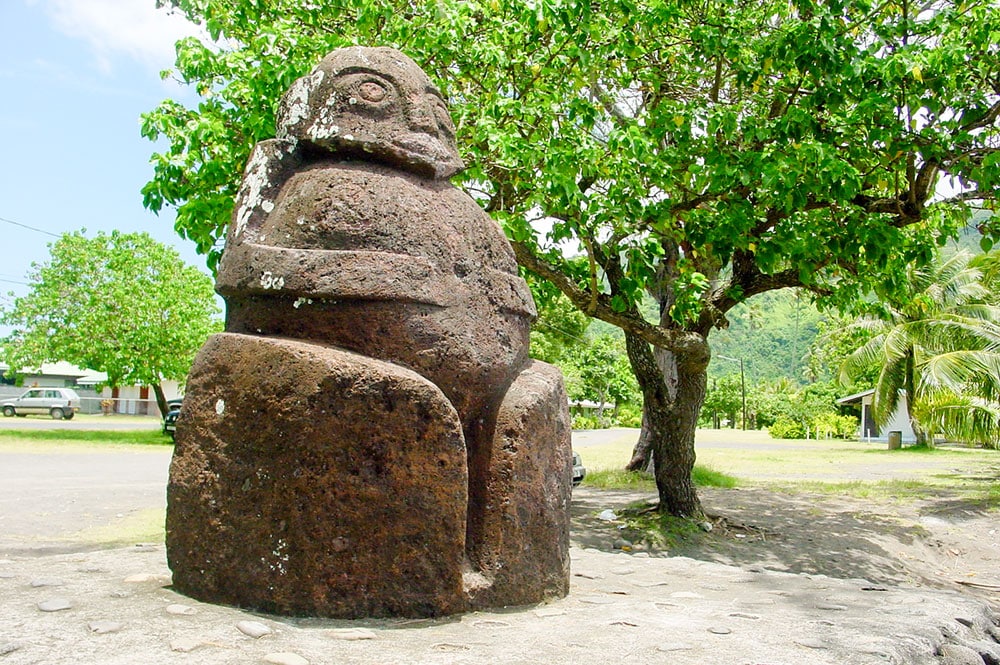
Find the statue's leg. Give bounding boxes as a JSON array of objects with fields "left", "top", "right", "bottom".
[
  {"left": 166, "top": 333, "right": 469, "bottom": 618},
  {"left": 464, "top": 359, "right": 572, "bottom": 609}
]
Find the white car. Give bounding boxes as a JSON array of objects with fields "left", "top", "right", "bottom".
[{"left": 1, "top": 387, "right": 81, "bottom": 420}]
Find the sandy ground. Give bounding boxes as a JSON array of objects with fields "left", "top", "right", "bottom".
[
  {"left": 1, "top": 490, "right": 998, "bottom": 664},
  {"left": 1, "top": 430, "right": 998, "bottom": 664}
]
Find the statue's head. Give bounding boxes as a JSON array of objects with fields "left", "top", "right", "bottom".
[{"left": 276, "top": 46, "right": 464, "bottom": 179}]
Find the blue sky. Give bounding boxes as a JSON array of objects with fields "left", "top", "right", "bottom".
[{"left": 0, "top": 0, "right": 207, "bottom": 309}]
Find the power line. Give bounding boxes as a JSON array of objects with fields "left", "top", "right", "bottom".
[
  {"left": 0, "top": 216, "right": 61, "bottom": 238},
  {"left": 0, "top": 278, "right": 28, "bottom": 286}
]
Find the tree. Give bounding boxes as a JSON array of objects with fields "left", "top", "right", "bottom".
[
  {"left": 145, "top": 0, "right": 1000, "bottom": 517},
  {"left": 563, "top": 334, "right": 639, "bottom": 426},
  {"left": 1, "top": 231, "right": 221, "bottom": 416},
  {"left": 917, "top": 249, "right": 1000, "bottom": 447},
  {"left": 840, "top": 251, "right": 1000, "bottom": 446},
  {"left": 805, "top": 313, "right": 878, "bottom": 386},
  {"left": 527, "top": 280, "right": 592, "bottom": 366},
  {"left": 701, "top": 375, "right": 743, "bottom": 428}
]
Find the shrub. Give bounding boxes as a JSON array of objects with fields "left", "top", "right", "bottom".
[
  {"left": 615, "top": 403, "right": 642, "bottom": 428},
  {"left": 812, "top": 412, "right": 859, "bottom": 439},
  {"left": 768, "top": 415, "right": 805, "bottom": 439},
  {"left": 572, "top": 414, "right": 601, "bottom": 430}
]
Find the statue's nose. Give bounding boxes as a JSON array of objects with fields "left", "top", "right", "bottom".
[{"left": 408, "top": 97, "right": 439, "bottom": 134}]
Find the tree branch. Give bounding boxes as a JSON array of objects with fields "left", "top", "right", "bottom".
[
  {"left": 960, "top": 98, "right": 1000, "bottom": 133},
  {"left": 510, "top": 240, "right": 706, "bottom": 353}
]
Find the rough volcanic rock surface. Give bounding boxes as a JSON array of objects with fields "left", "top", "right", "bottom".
[
  {"left": 167, "top": 46, "right": 572, "bottom": 618},
  {"left": 167, "top": 333, "right": 468, "bottom": 618}
]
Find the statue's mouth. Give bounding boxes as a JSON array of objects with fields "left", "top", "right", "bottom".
[{"left": 390, "top": 135, "right": 465, "bottom": 179}]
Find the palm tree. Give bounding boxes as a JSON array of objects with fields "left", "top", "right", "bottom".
[
  {"left": 840, "top": 251, "right": 1000, "bottom": 447},
  {"left": 916, "top": 250, "right": 1000, "bottom": 448}
]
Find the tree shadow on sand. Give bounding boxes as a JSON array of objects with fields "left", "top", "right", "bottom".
[{"left": 570, "top": 485, "right": 1000, "bottom": 595}]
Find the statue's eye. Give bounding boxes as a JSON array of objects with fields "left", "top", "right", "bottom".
[
  {"left": 359, "top": 81, "right": 388, "bottom": 102},
  {"left": 433, "top": 101, "right": 455, "bottom": 136}
]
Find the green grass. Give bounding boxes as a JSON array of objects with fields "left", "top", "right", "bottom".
[
  {"left": 770, "top": 478, "right": 937, "bottom": 500},
  {"left": 616, "top": 500, "right": 703, "bottom": 550},
  {"left": 769, "top": 476, "right": 1000, "bottom": 507},
  {"left": 692, "top": 465, "right": 739, "bottom": 488},
  {"left": 0, "top": 428, "right": 172, "bottom": 448},
  {"left": 583, "top": 464, "right": 737, "bottom": 490},
  {"left": 574, "top": 428, "right": 999, "bottom": 502}
]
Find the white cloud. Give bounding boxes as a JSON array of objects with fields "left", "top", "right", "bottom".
[{"left": 35, "top": 0, "right": 201, "bottom": 72}]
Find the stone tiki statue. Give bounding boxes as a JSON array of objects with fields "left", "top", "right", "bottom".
[{"left": 166, "top": 47, "right": 573, "bottom": 618}]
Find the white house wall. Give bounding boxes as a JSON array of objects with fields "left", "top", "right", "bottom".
[
  {"left": 98, "top": 381, "right": 183, "bottom": 415},
  {"left": 861, "top": 395, "right": 916, "bottom": 443}
]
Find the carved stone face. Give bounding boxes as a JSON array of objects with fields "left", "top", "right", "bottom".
[{"left": 276, "top": 46, "right": 465, "bottom": 179}]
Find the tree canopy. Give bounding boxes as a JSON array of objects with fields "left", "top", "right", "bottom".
[
  {"left": 1, "top": 231, "right": 221, "bottom": 415},
  {"left": 145, "top": 0, "right": 1000, "bottom": 515}
]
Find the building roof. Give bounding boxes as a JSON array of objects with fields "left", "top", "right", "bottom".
[
  {"left": 1, "top": 360, "right": 107, "bottom": 384},
  {"left": 836, "top": 388, "right": 876, "bottom": 405}
]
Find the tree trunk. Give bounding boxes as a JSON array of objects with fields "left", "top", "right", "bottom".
[
  {"left": 626, "top": 406, "right": 653, "bottom": 471},
  {"left": 623, "top": 331, "right": 709, "bottom": 519},
  {"left": 152, "top": 383, "right": 169, "bottom": 419},
  {"left": 904, "top": 349, "right": 930, "bottom": 447}
]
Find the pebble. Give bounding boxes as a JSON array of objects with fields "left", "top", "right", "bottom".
[
  {"left": 708, "top": 626, "right": 732, "bottom": 635},
  {"left": 578, "top": 595, "right": 616, "bottom": 604},
  {"left": 123, "top": 573, "right": 169, "bottom": 584},
  {"left": 264, "top": 653, "right": 309, "bottom": 665},
  {"left": 795, "top": 638, "right": 828, "bottom": 649},
  {"left": 0, "top": 643, "right": 22, "bottom": 656},
  {"left": 610, "top": 567, "right": 636, "bottom": 576},
  {"left": 37, "top": 598, "right": 72, "bottom": 612},
  {"left": 166, "top": 604, "right": 197, "bottom": 615},
  {"left": 670, "top": 591, "right": 704, "bottom": 599},
  {"left": 938, "top": 643, "right": 987, "bottom": 665},
  {"left": 533, "top": 607, "right": 566, "bottom": 618},
  {"left": 237, "top": 620, "right": 273, "bottom": 638},
  {"left": 88, "top": 620, "right": 124, "bottom": 634},
  {"left": 30, "top": 577, "right": 65, "bottom": 588},
  {"left": 816, "top": 603, "right": 848, "bottom": 611},
  {"left": 657, "top": 642, "right": 694, "bottom": 652},
  {"left": 431, "top": 643, "right": 470, "bottom": 652},
  {"left": 0, "top": 572, "right": 16, "bottom": 579},
  {"left": 728, "top": 613, "right": 760, "bottom": 620},
  {"left": 597, "top": 509, "right": 618, "bottom": 521},
  {"left": 169, "top": 637, "right": 203, "bottom": 653},
  {"left": 325, "top": 628, "right": 376, "bottom": 640},
  {"left": 471, "top": 620, "right": 510, "bottom": 629},
  {"left": 574, "top": 571, "right": 603, "bottom": 579}
]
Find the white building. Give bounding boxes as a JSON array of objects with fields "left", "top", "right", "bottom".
[
  {"left": 1, "top": 361, "right": 181, "bottom": 415},
  {"left": 836, "top": 388, "right": 916, "bottom": 443}
]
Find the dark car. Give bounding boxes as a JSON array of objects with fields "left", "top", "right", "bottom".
[
  {"left": 162, "top": 400, "right": 182, "bottom": 439},
  {"left": 572, "top": 451, "right": 586, "bottom": 487}
]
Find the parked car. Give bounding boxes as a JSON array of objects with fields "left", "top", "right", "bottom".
[
  {"left": 572, "top": 451, "right": 586, "bottom": 487},
  {"left": 162, "top": 401, "right": 182, "bottom": 439},
  {"left": 1, "top": 387, "right": 81, "bottom": 420}
]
